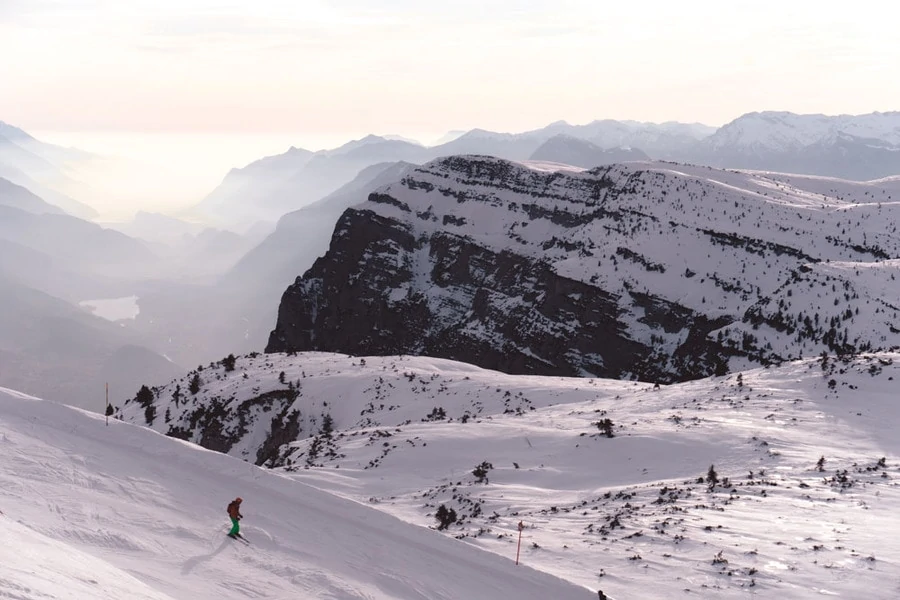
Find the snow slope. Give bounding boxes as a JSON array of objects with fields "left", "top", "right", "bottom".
[
  {"left": 1, "top": 519, "right": 176, "bottom": 600},
  {"left": 122, "top": 352, "right": 900, "bottom": 599},
  {"left": 0, "top": 386, "right": 593, "bottom": 600}
]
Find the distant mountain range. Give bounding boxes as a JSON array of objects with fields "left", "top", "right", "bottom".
[
  {"left": 195, "top": 120, "right": 718, "bottom": 225},
  {"left": 690, "top": 111, "right": 900, "bottom": 179},
  {"left": 0, "top": 121, "right": 97, "bottom": 219},
  {"left": 198, "top": 111, "right": 900, "bottom": 228},
  {"left": 529, "top": 134, "right": 650, "bottom": 167}
]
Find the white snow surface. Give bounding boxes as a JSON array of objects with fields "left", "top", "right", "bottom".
[
  {"left": 122, "top": 352, "right": 900, "bottom": 599},
  {"left": 708, "top": 111, "right": 900, "bottom": 152},
  {"left": 0, "top": 385, "right": 591, "bottom": 600}
]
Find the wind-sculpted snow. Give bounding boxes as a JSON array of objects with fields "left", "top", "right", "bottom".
[
  {"left": 268, "top": 156, "right": 900, "bottom": 382},
  {"left": 120, "top": 351, "right": 900, "bottom": 599},
  {"left": 0, "top": 385, "right": 592, "bottom": 600}
]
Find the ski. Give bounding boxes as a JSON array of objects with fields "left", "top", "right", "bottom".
[{"left": 227, "top": 533, "right": 250, "bottom": 544}]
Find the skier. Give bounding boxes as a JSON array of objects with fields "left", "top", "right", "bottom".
[{"left": 227, "top": 497, "right": 243, "bottom": 538}]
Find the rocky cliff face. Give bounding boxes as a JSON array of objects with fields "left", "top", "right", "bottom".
[{"left": 267, "top": 156, "right": 900, "bottom": 382}]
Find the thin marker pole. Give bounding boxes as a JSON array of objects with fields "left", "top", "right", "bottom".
[{"left": 515, "top": 521, "right": 524, "bottom": 565}]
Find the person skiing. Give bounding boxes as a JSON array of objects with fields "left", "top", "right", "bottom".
[{"left": 227, "top": 497, "right": 243, "bottom": 538}]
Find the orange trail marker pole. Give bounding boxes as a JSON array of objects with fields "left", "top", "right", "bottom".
[{"left": 515, "top": 521, "right": 524, "bottom": 565}]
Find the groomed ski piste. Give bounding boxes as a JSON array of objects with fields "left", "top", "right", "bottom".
[
  {"left": 121, "top": 352, "right": 900, "bottom": 598},
  {"left": 0, "top": 387, "right": 591, "bottom": 599}
]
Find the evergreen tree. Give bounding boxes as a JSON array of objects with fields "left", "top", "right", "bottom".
[
  {"left": 321, "top": 413, "right": 334, "bottom": 437},
  {"left": 435, "top": 504, "right": 457, "bottom": 530},
  {"left": 135, "top": 385, "right": 153, "bottom": 408},
  {"left": 189, "top": 373, "right": 202, "bottom": 395},
  {"left": 707, "top": 464, "right": 719, "bottom": 489},
  {"left": 595, "top": 418, "right": 615, "bottom": 438}
]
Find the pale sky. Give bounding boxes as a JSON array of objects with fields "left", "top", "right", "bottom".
[
  {"left": 2, "top": 0, "right": 899, "bottom": 135},
  {"left": 2, "top": 0, "right": 898, "bottom": 219}
]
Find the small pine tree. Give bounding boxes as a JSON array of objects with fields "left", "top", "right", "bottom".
[
  {"left": 223, "top": 354, "right": 237, "bottom": 372},
  {"left": 435, "top": 504, "right": 458, "bottom": 530},
  {"left": 472, "top": 461, "right": 493, "bottom": 483},
  {"left": 189, "top": 373, "right": 202, "bottom": 395},
  {"left": 707, "top": 464, "right": 719, "bottom": 489},
  {"left": 595, "top": 418, "right": 615, "bottom": 438},
  {"left": 105, "top": 403, "right": 114, "bottom": 417},
  {"left": 172, "top": 384, "right": 182, "bottom": 407},
  {"left": 321, "top": 413, "right": 334, "bottom": 437},
  {"left": 134, "top": 385, "right": 153, "bottom": 409},
  {"left": 816, "top": 456, "right": 826, "bottom": 472},
  {"left": 279, "top": 371, "right": 286, "bottom": 384}
]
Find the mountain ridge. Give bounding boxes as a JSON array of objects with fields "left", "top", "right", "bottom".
[
  {"left": 196, "top": 110, "right": 900, "bottom": 228},
  {"left": 266, "top": 155, "right": 900, "bottom": 382}
]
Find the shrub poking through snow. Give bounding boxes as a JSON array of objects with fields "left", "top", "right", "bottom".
[
  {"left": 435, "top": 504, "right": 457, "bottom": 530},
  {"left": 594, "top": 418, "right": 615, "bottom": 438},
  {"left": 473, "top": 461, "right": 493, "bottom": 483}
]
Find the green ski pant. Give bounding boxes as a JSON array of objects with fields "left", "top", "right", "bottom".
[{"left": 229, "top": 517, "right": 240, "bottom": 536}]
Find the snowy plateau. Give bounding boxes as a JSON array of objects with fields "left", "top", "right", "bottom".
[{"left": 110, "top": 351, "right": 900, "bottom": 599}]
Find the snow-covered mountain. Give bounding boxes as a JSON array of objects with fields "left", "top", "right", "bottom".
[
  {"left": 119, "top": 351, "right": 900, "bottom": 599},
  {"left": 692, "top": 111, "right": 900, "bottom": 180},
  {"left": 267, "top": 156, "right": 900, "bottom": 382},
  {"left": 529, "top": 135, "right": 649, "bottom": 168},
  {"left": 536, "top": 119, "right": 716, "bottom": 158},
  {"left": 706, "top": 111, "right": 900, "bottom": 151},
  {"left": 0, "top": 386, "right": 591, "bottom": 600},
  {"left": 432, "top": 121, "right": 714, "bottom": 162}
]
